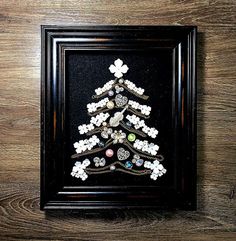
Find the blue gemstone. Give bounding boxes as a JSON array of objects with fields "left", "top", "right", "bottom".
[
  {"left": 125, "top": 161, "right": 133, "bottom": 169},
  {"left": 126, "top": 121, "right": 132, "bottom": 128},
  {"left": 98, "top": 141, "right": 105, "bottom": 147},
  {"left": 136, "top": 159, "right": 144, "bottom": 167}
]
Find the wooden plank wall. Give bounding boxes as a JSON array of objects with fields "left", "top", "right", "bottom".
[{"left": 0, "top": 1, "right": 235, "bottom": 240}]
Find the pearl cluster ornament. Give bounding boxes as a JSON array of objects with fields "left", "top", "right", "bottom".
[
  {"left": 71, "top": 159, "right": 91, "bottom": 181},
  {"left": 131, "top": 154, "right": 144, "bottom": 167},
  {"left": 115, "top": 85, "right": 124, "bottom": 93},
  {"left": 93, "top": 157, "right": 106, "bottom": 167},
  {"left": 124, "top": 79, "right": 145, "bottom": 95},
  {"left": 144, "top": 160, "right": 167, "bottom": 180},
  {"left": 111, "top": 130, "right": 126, "bottom": 144},
  {"left": 133, "top": 139, "right": 159, "bottom": 156},
  {"left": 128, "top": 100, "right": 151, "bottom": 116},
  {"left": 90, "top": 113, "right": 110, "bottom": 127},
  {"left": 74, "top": 135, "right": 100, "bottom": 154},
  {"left": 87, "top": 97, "right": 109, "bottom": 113},
  {"left": 126, "top": 114, "right": 158, "bottom": 138},
  {"left": 78, "top": 123, "right": 94, "bottom": 134},
  {"left": 101, "top": 126, "right": 113, "bottom": 139},
  {"left": 95, "top": 80, "right": 115, "bottom": 96}
]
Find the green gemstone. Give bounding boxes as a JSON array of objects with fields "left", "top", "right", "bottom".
[{"left": 128, "top": 133, "right": 136, "bottom": 142}]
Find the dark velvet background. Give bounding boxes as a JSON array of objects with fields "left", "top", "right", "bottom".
[{"left": 64, "top": 50, "right": 174, "bottom": 187}]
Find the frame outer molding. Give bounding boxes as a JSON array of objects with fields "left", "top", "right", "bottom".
[{"left": 41, "top": 26, "right": 197, "bottom": 210}]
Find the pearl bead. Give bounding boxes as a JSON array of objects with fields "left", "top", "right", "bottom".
[
  {"left": 110, "top": 165, "right": 116, "bottom": 171},
  {"left": 106, "top": 101, "right": 115, "bottom": 109},
  {"left": 128, "top": 133, "right": 136, "bottom": 142},
  {"left": 118, "top": 78, "right": 124, "bottom": 84},
  {"left": 102, "top": 122, "right": 107, "bottom": 126},
  {"left": 131, "top": 159, "right": 136, "bottom": 163},
  {"left": 108, "top": 90, "right": 114, "bottom": 96},
  {"left": 105, "top": 149, "right": 114, "bottom": 157}
]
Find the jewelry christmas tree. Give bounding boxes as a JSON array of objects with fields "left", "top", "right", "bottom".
[{"left": 71, "top": 59, "right": 167, "bottom": 181}]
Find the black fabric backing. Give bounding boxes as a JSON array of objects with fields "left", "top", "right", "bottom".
[{"left": 64, "top": 50, "right": 174, "bottom": 187}]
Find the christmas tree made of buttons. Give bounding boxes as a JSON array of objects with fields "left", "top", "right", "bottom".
[{"left": 71, "top": 59, "right": 166, "bottom": 181}]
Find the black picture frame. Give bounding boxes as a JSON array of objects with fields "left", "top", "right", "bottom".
[{"left": 41, "top": 25, "right": 197, "bottom": 210}]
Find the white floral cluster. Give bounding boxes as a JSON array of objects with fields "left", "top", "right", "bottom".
[
  {"left": 109, "top": 59, "right": 129, "bottom": 78},
  {"left": 78, "top": 123, "right": 94, "bottom": 134},
  {"left": 71, "top": 159, "right": 91, "bottom": 181},
  {"left": 144, "top": 160, "right": 167, "bottom": 180},
  {"left": 128, "top": 100, "right": 151, "bottom": 116},
  {"left": 74, "top": 135, "right": 100, "bottom": 154},
  {"left": 126, "top": 114, "right": 158, "bottom": 138},
  {"left": 133, "top": 139, "right": 159, "bottom": 156},
  {"left": 87, "top": 97, "right": 109, "bottom": 113},
  {"left": 124, "top": 79, "right": 145, "bottom": 95},
  {"left": 90, "top": 113, "right": 110, "bottom": 127},
  {"left": 95, "top": 80, "right": 115, "bottom": 95}
]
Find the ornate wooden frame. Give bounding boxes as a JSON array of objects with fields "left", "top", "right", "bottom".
[{"left": 41, "top": 25, "right": 197, "bottom": 210}]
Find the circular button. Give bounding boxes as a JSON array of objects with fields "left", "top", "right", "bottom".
[
  {"left": 127, "top": 133, "right": 136, "bottom": 142},
  {"left": 106, "top": 101, "right": 115, "bottom": 109},
  {"left": 105, "top": 149, "right": 114, "bottom": 157}
]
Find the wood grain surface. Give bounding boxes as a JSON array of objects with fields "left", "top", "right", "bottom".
[{"left": 0, "top": 0, "right": 235, "bottom": 240}]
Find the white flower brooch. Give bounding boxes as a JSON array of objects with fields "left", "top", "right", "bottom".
[
  {"left": 71, "top": 159, "right": 91, "bottom": 181},
  {"left": 109, "top": 58, "right": 129, "bottom": 78}
]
